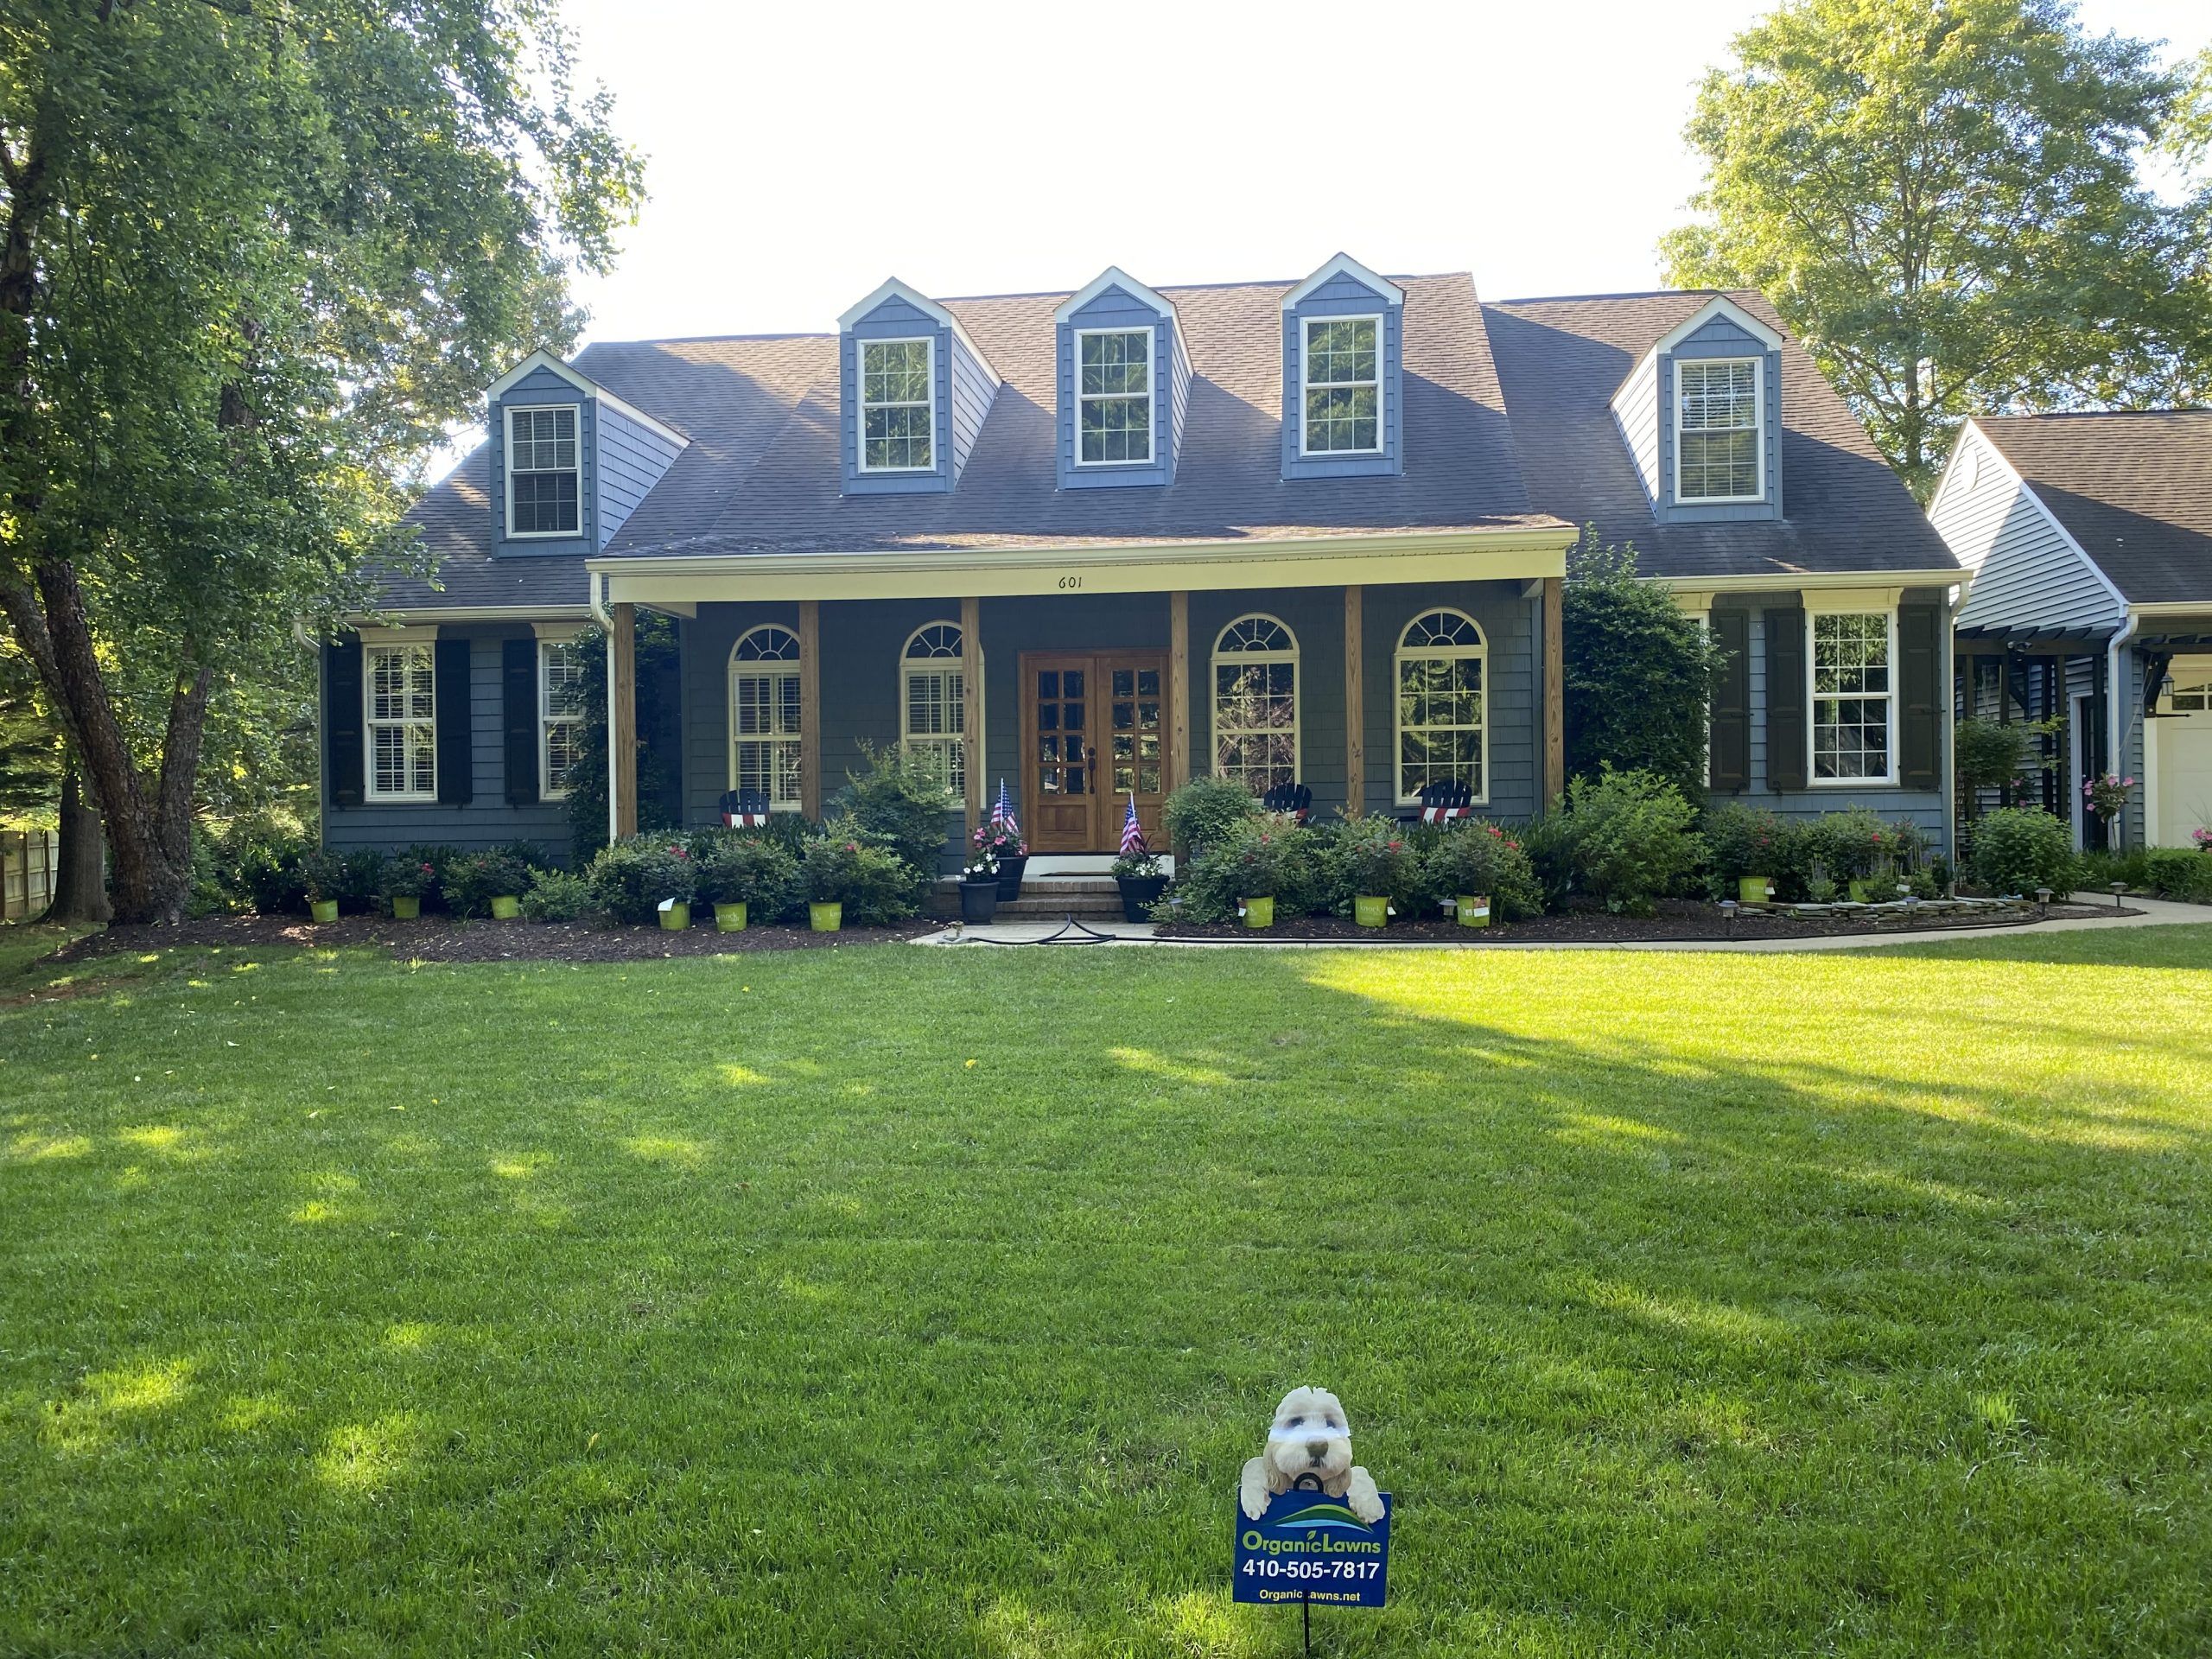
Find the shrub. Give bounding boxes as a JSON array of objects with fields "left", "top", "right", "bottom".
[
  {"left": 1563, "top": 767, "right": 1701, "bottom": 916},
  {"left": 397, "top": 844, "right": 465, "bottom": 912},
  {"left": 2142, "top": 849, "right": 2212, "bottom": 904},
  {"left": 378, "top": 856, "right": 435, "bottom": 910},
  {"left": 299, "top": 849, "right": 344, "bottom": 906},
  {"left": 838, "top": 743, "right": 957, "bottom": 893},
  {"left": 801, "top": 836, "right": 917, "bottom": 925},
  {"left": 2078, "top": 848, "right": 2152, "bottom": 893},
  {"left": 1423, "top": 821, "right": 1544, "bottom": 921},
  {"left": 213, "top": 817, "right": 310, "bottom": 913},
  {"left": 1331, "top": 817, "right": 1420, "bottom": 911},
  {"left": 588, "top": 837, "right": 697, "bottom": 925},
  {"left": 1516, "top": 812, "right": 1579, "bottom": 912},
  {"left": 442, "top": 849, "right": 533, "bottom": 918},
  {"left": 1809, "top": 805, "right": 1887, "bottom": 882},
  {"left": 1701, "top": 803, "right": 1789, "bottom": 885},
  {"left": 1162, "top": 775, "right": 1262, "bottom": 859},
  {"left": 1563, "top": 528, "right": 1727, "bottom": 801},
  {"left": 519, "top": 868, "right": 593, "bottom": 922},
  {"left": 1171, "top": 819, "right": 1320, "bottom": 923},
  {"left": 336, "top": 849, "right": 388, "bottom": 909},
  {"left": 1967, "top": 807, "right": 2075, "bottom": 898},
  {"left": 695, "top": 833, "right": 801, "bottom": 919}
]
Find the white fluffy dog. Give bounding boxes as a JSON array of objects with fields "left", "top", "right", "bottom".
[{"left": 1239, "top": 1385, "right": 1384, "bottom": 1522}]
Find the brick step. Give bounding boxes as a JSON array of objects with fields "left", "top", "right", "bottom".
[{"left": 995, "top": 895, "right": 1128, "bottom": 918}]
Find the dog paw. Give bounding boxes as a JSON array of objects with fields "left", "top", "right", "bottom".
[
  {"left": 1239, "top": 1481, "right": 1268, "bottom": 1520},
  {"left": 1349, "top": 1489, "right": 1384, "bottom": 1523}
]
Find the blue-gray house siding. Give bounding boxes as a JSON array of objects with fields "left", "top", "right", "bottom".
[
  {"left": 1653, "top": 314, "right": 1783, "bottom": 524},
  {"left": 490, "top": 365, "right": 596, "bottom": 557},
  {"left": 1054, "top": 284, "right": 1190, "bottom": 490},
  {"left": 838, "top": 292, "right": 999, "bottom": 495},
  {"left": 595, "top": 402, "right": 683, "bottom": 550},
  {"left": 1281, "top": 270, "right": 1405, "bottom": 480}
]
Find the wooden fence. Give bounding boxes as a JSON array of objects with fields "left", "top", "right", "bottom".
[{"left": 2, "top": 830, "right": 58, "bottom": 921}]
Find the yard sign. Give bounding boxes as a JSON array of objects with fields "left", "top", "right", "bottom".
[{"left": 1233, "top": 1484, "right": 1391, "bottom": 1608}]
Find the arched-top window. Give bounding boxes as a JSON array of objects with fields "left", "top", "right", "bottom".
[
  {"left": 900, "top": 621, "right": 969, "bottom": 792},
  {"left": 1212, "top": 613, "right": 1299, "bottom": 793},
  {"left": 730, "top": 625, "right": 803, "bottom": 807},
  {"left": 1395, "top": 608, "right": 1485, "bottom": 804}
]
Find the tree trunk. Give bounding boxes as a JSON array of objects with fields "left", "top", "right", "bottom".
[{"left": 45, "top": 757, "right": 110, "bottom": 924}]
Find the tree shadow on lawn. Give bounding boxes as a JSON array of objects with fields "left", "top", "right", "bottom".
[{"left": 5, "top": 944, "right": 2210, "bottom": 1656}]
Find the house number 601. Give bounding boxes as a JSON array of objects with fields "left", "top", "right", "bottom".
[{"left": 1058, "top": 575, "right": 1084, "bottom": 590}]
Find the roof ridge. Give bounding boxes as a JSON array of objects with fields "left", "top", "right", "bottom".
[{"left": 1490, "top": 287, "right": 1740, "bottom": 307}]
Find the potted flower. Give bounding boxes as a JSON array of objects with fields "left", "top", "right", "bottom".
[
  {"left": 2083, "top": 773, "right": 2134, "bottom": 835},
  {"left": 301, "top": 849, "right": 342, "bottom": 925},
  {"left": 1423, "top": 821, "right": 1541, "bottom": 929},
  {"left": 378, "top": 856, "right": 433, "bottom": 920},
  {"left": 958, "top": 849, "right": 1001, "bottom": 924},
  {"left": 973, "top": 817, "right": 1027, "bottom": 900},
  {"left": 696, "top": 834, "right": 798, "bottom": 931},
  {"left": 1338, "top": 817, "right": 1414, "bottom": 929},
  {"left": 802, "top": 837, "right": 863, "bottom": 931},
  {"left": 2195, "top": 826, "right": 2212, "bottom": 853},
  {"left": 1112, "top": 848, "right": 1167, "bottom": 923},
  {"left": 653, "top": 842, "right": 696, "bottom": 930},
  {"left": 445, "top": 848, "right": 533, "bottom": 919},
  {"left": 1224, "top": 823, "right": 1295, "bottom": 928}
]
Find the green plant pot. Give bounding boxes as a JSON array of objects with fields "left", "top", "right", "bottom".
[
  {"left": 491, "top": 894, "right": 522, "bottom": 919},
  {"left": 1847, "top": 879, "right": 1875, "bottom": 904},
  {"left": 389, "top": 895, "right": 420, "bottom": 920},
  {"left": 1457, "top": 893, "right": 1491, "bottom": 928},
  {"left": 308, "top": 899, "right": 338, "bottom": 925},
  {"left": 1738, "top": 875, "right": 1775, "bottom": 905},
  {"left": 1354, "top": 894, "right": 1389, "bottom": 928},
  {"left": 810, "top": 901, "right": 842, "bottom": 932},
  {"left": 714, "top": 902, "right": 747, "bottom": 932},
  {"left": 658, "top": 901, "right": 690, "bottom": 931},
  {"left": 1241, "top": 896, "right": 1274, "bottom": 929}
]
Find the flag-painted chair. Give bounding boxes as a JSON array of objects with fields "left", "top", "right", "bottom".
[
  {"left": 1261, "top": 782, "right": 1313, "bottom": 823},
  {"left": 1417, "top": 779, "right": 1473, "bottom": 824},
  {"left": 719, "top": 788, "right": 772, "bottom": 828}
]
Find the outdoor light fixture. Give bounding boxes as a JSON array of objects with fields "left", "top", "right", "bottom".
[
  {"left": 2035, "top": 887, "right": 2052, "bottom": 914},
  {"left": 1720, "top": 899, "right": 1738, "bottom": 931},
  {"left": 2111, "top": 882, "right": 2126, "bottom": 909}
]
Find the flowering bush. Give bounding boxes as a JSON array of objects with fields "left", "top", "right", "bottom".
[
  {"left": 1967, "top": 807, "right": 2075, "bottom": 898},
  {"left": 443, "top": 849, "right": 534, "bottom": 918},
  {"left": 588, "top": 837, "right": 696, "bottom": 925},
  {"left": 1701, "top": 803, "right": 1787, "bottom": 884},
  {"left": 972, "top": 820, "right": 1027, "bottom": 863},
  {"left": 2195, "top": 826, "right": 2212, "bottom": 852},
  {"left": 695, "top": 833, "right": 801, "bottom": 919},
  {"left": 377, "top": 857, "right": 435, "bottom": 903},
  {"left": 801, "top": 837, "right": 918, "bottom": 924},
  {"left": 1332, "top": 817, "right": 1418, "bottom": 904},
  {"left": 2082, "top": 773, "right": 2135, "bottom": 823},
  {"left": 1422, "top": 821, "right": 1543, "bottom": 921},
  {"left": 1168, "top": 819, "right": 1322, "bottom": 922}
]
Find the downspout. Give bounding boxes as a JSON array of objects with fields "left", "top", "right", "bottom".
[
  {"left": 2106, "top": 609, "right": 2138, "bottom": 849},
  {"left": 600, "top": 575, "right": 620, "bottom": 847}
]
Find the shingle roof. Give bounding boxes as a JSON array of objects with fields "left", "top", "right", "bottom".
[
  {"left": 1974, "top": 411, "right": 2212, "bottom": 605},
  {"left": 1484, "top": 290, "right": 1961, "bottom": 582}
]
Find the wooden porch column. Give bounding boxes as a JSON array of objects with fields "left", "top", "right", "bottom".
[
  {"left": 798, "top": 600, "right": 823, "bottom": 819},
  {"left": 1169, "top": 591, "right": 1192, "bottom": 789},
  {"left": 1344, "top": 585, "right": 1364, "bottom": 815},
  {"left": 610, "top": 601, "right": 639, "bottom": 840},
  {"left": 961, "top": 594, "right": 983, "bottom": 835},
  {"left": 1542, "top": 576, "right": 1565, "bottom": 809}
]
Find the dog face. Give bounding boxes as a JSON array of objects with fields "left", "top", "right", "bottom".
[{"left": 1265, "top": 1385, "right": 1353, "bottom": 1484}]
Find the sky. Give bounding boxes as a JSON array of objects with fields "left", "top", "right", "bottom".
[{"left": 551, "top": 0, "right": 2210, "bottom": 350}]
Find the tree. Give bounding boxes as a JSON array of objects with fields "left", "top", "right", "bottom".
[
  {"left": 1662, "top": 0, "right": 2208, "bottom": 498},
  {"left": 0, "top": 0, "right": 643, "bottom": 921},
  {"left": 563, "top": 615, "right": 683, "bottom": 863},
  {"left": 1561, "top": 530, "right": 1727, "bottom": 802}
]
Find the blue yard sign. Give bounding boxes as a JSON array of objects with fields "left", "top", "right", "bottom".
[{"left": 1232, "top": 1486, "right": 1391, "bottom": 1608}]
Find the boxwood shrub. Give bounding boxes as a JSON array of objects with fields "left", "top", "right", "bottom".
[{"left": 1967, "top": 807, "right": 2075, "bottom": 898}]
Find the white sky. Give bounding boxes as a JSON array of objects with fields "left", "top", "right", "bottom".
[{"left": 555, "top": 0, "right": 2209, "bottom": 348}]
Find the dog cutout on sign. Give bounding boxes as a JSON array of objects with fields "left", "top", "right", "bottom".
[{"left": 1234, "top": 1385, "right": 1390, "bottom": 1629}]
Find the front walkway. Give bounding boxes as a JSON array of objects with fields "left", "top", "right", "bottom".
[{"left": 911, "top": 895, "right": 2208, "bottom": 952}]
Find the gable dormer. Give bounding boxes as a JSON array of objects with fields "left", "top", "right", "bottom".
[
  {"left": 838, "top": 278, "right": 1001, "bottom": 495},
  {"left": 1610, "top": 296, "right": 1785, "bottom": 523},
  {"left": 1281, "top": 253, "right": 1404, "bottom": 480},
  {"left": 1052, "top": 267, "right": 1190, "bottom": 490},
  {"left": 488, "top": 350, "right": 687, "bottom": 556}
]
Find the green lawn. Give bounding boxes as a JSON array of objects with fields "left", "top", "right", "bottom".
[{"left": 4, "top": 929, "right": 2209, "bottom": 1656}]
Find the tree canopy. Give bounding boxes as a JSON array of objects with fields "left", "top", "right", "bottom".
[
  {"left": 0, "top": 0, "right": 643, "bottom": 919},
  {"left": 1662, "top": 0, "right": 2211, "bottom": 498}
]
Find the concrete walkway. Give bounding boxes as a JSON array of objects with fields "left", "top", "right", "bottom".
[{"left": 910, "top": 895, "right": 2209, "bottom": 952}]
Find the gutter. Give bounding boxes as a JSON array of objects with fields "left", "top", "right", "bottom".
[{"left": 1643, "top": 569, "right": 1972, "bottom": 597}]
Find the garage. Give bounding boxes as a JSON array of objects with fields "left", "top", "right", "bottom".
[{"left": 2152, "top": 659, "right": 2212, "bottom": 847}]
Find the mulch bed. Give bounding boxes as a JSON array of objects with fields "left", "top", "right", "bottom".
[
  {"left": 41, "top": 912, "right": 942, "bottom": 966},
  {"left": 1154, "top": 897, "right": 2137, "bottom": 944}
]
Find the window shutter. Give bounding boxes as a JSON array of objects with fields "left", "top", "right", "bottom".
[
  {"left": 1708, "top": 605, "right": 1750, "bottom": 792},
  {"left": 503, "top": 638, "right": 539, "bottom": 805},
  {"left": 1764, "top": 601, "right": 1808, "bottom": 791},
  {"left": 1897, "top": 598, "right": 1942, "bottom": 790},
  {"left": 435, "top": 636, "right": 474, "bottom": 805},
  {"left": 327, "top": 637, "right": 365, "bottom": 808}
]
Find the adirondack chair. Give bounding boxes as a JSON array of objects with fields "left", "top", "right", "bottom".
[
  {"left": 1261, "top": 782, "right": 1313, "bottom": 823},
  {"left": 719, "top": 788, "right": 772, "bottom": 828},
  {"left": 1416, "top": 779, "right": 1473, "bottom": 824}
]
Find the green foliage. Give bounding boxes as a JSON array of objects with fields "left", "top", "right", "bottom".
[
  {"left": 837, "top": 743, "right": 956, "bottom": 898},
  {"left": 1421, "top": 821, "right": 1545, "bottom": 921},
  {"left": 442, "top": 849, "right": 533, "bottom": 918},
  {"left": 377, "top": 855, "right": 435, "bottom": 906},
  {"left": 1967, "top": 807, "right": 2077, "bottom": 897},
  {"left": 1562, "top": 768, "right": 1703, "bottom": 916},
  {"left": 518, "top": 868, "right": 593, "bottom": 925},
  {"left": 209, "top": 817, "right": 311, "bottom": 914},
  {"left": 799, "top": 837, "right": 917, "bottom": 925},
  {"left": 693, "top": 834, "right": 802, "bottom": 920},
  {"left": 564, "top": 617, "right": 685, "bottom": 863},
  {"left": 1516, "top": 812, "right": 1580, "bottom": 912},
  {"left": 588, "top": 838, "right": 697, "bottom": 926},
  {"left": 1172, "top": 819, "right": 1323, "bottom": 922},
  {"left": 1331, "top": 817, "right": 1420, "bottom": 908},
  {"left": 1662, "top": 0, "right": 2209, "bottom": 495},
  {"left": 1563, "top": 530, "right": 1726, "bottom": 798},
  {"left": 1808, "top": 806, "right": 1887, "bottom": 881},
  {"left": 2141, "top": 849, "right": 2212, "bottom": 905},
  {"left": 1701, "top": 803, "right": 1789, "bottom": 885},
  {"left": 397, "top": 845, "right": 467, "bottom": 914},
  {"left": 298, "top": 849, "right": 344, "bottom": 906},
  {"left": 1161, "top": 775, "right": 1262, "bottom": 858}
]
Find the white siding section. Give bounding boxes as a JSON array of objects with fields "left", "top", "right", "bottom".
[
  {"left": 1933, "top": 426, "right": 2123, "bottom": 635},
  {"left": 1610, "top": 354, "right": 1660, "bottom": 505}
]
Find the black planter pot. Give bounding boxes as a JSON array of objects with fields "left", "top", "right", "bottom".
[
  {"left": 1117, "top": 874, "right": 1169, "bottom": 923},
  {"left": 959, "top": 878, "right": 1001, "bottom": 924},
  {"left": 994, "top": 855, "right": 1028, "bottom": 900}
]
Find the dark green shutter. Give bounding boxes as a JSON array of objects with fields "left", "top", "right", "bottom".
[
  {"left": 1709, "top": 605, "right": 1750, "bottom": 792},
  {"left": 327, "top": 637, "right": 365, "bottom": 808},
  {"left": 1897, "top": 597, "right": 1942, "bottom": 790},
  {"left": 503, "top": 638, "right": 539, "bottom": 805},
  {"left": 1764, "top": 601, "right": 1808, "bottom": 791},
  {"left": 435, "top": 636, "right": 474, "bottom": 805}
]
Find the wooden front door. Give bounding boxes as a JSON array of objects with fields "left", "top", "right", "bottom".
[{"left": 1020, "top": 652, "right": 1171, "bottom": 852}]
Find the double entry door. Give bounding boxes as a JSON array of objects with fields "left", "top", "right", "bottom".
[{"left": 1019, "top": 652, "right": 1171, "bottom": 853}]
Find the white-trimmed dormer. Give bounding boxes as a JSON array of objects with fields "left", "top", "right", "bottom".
[
  {"left": 1281, "top": 254, "right": 1406, "bottom": 480},
  {"left": 1609, "top": 296, "right": 1785, "bottom": 522},
  {"left": 487, "top": 349, "right": 688, "bottom": 555},
  {"left": 838, "top": 277, "right": 1001, "bottom": 496},
  {"left": 1052, "top": 266, "right": 1192, "bottom": 490}
]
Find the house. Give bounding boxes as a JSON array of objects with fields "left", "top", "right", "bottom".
[
  {"left": 1929, "top": 410, "right": 2212, "bottom": 850},
  {"left": 321, "top": 257, "right": 1964, "bottom": 868}
]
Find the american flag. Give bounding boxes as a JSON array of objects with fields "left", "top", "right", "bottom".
[
  {"left": 992, "top": 778, "right": 1019, "bottom": 833},
  {"left": 1120, "top": 792, "right": 1147, "bottom": 857}
]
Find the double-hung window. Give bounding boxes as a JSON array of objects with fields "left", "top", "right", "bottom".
[
  {"left": 1675, "top": 359, "right": 1762, "bottom": 503},
  {"left": 1811, "top": 611, "right": 1895, "bottom": 782},
  {"left": 1302, "top": 317, "right": 1381, "bottom": 454},
  {"left": 731, "top": 625, "right": 804, "bottom": 808},
  {"left": 1212, "top": 615, "right": 1299, "bottom": 792},
  {"left": 860, "top": 339, "right": 934, "bottom": 472},
  {"left": 900, "top": 622, "right": 968, "bottom": 793},
  {"left": 365, "top": 644, "right": 436, "bottom": 802},
  {"left": 507, "top": 405, "right": 581, "bottom": 536},
  {"left": 1395, "top": 610, "right": 1486, "bottom": 803},
  {"left": 1077, "top": 329, "right": 1152, "bottom": 464},
  {"left": 539, "top": 638, "right": 587, "bottom": 798}
]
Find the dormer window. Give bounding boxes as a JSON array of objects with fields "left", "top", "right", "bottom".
[
  {"left": 1301, "top": 317, "right": 1382, "bottom": 454},
  {"left": 1077, "top": 329, "right": 1153, "bottom": 464},
  {"left": 860, "top": 339, "right": 935, "bottom": 472},
  {"left": 506, "top": 405, "right": 580, "bottom": 536},
  {"left": 1675, "top": 359, "right": 1762, "bottom": 503}
]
